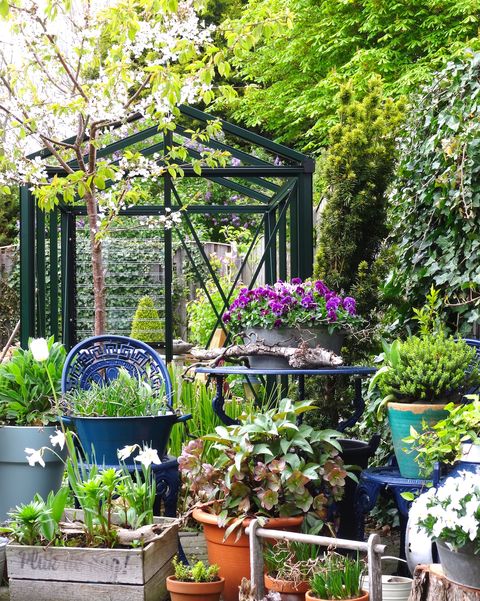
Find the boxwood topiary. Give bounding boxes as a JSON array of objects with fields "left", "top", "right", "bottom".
[{"left": 130, "top": 295, "right": 164, "bottom": 344}]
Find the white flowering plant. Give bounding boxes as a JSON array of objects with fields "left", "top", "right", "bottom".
[
  {"left": 409, "top": 472, "right": 480, "bottom": 553},
  {"left": 0, "top": 337, "right": 66, "bottom": 425},
  {"left": 2, "top": 429, "right": 165, "bottom": 547},
  {"left": 0, "top": 0, "right": 292, "bottom": 335}
]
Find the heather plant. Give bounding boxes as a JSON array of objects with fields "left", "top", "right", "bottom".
[
  {"left": 223, "top": 279, "right": 361, "bottom": 334},
  {"left": 179, "top": 399, "right": 348, "bottom": 537},
  {"left": 370, "top": 334, "right": 480, "bottom": 410}
]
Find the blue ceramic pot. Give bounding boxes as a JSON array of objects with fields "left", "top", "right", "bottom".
[
  {"left": 62, "top": 413, "right": 190, "bottom": 465},
  {"left": 387, "top": 402, "right": 448, "bottom": 478}
]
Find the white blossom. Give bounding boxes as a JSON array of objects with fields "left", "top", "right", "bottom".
[
  {"left": 49, "top": 429, "right": 66, "bottom": 451},
  {"left": 134, "top": 447, "right": 161, "bottom": 467},
  {"left": 117, "top": 444, "right": 139, "bottom": 461},
  {"left": 29, "top": 338, "right": 50, "bottom": 362},
  {"left": 25, "top": 447, "right": 45, "bottom": 468}
]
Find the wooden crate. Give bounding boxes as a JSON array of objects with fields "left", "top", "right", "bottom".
[{"left": 6, "top": 515, "right": 179, "bottom": 601}]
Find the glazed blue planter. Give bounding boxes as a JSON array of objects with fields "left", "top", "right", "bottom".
[
  {"left": 387, "top": 402, "right": 448, "bottom": 478},
  {"left": 62, "top": 413, "right": 190, "bottom": 465}
]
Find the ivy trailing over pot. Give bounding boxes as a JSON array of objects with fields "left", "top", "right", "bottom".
[{"left": 387, "top": 50, "right": 480, "bottom": 333}]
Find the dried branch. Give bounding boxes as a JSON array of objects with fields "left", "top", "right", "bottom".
[{"left": 191, "top": 341, "right": 343, "bottom": 368}]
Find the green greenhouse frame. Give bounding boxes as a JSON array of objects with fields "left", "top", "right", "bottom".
[{"left": 19, "top": 105, "right": 315, "bottom": 360}]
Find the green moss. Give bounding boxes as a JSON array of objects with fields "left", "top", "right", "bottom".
[{"left": 130, "top": 296, "right": 164, "bottom": 343}]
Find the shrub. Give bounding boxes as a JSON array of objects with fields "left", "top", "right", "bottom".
[{"left": 130, "top": 295, "right": 164, "bottom": 343}]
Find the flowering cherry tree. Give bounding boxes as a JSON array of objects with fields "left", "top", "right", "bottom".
[{"left": 0, "top": 0, "right": 287, "bottom": 334}]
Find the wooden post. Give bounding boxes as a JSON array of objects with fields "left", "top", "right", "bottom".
[
  {"left": 249, "top": 519, "right": 264, "bottom": 599},
  {"left": 368, "top": 533, "right": 383, "bottom": 601}
]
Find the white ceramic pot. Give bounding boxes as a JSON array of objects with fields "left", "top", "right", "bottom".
[
  {"left": 405, "top": 517, "right": 434, "bottom": 574},
  {"left": 362, "top": 574, "right": 413, "bottom": 601},
  {"left": 460, "top": 442, "right": 480, "bottom": 463}
]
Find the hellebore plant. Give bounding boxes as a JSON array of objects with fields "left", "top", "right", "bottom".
[
  {"left": 179, "top": 399, "right": 349, "bottom": 537},
  {"left": 223, "top": 278, "right": 361, "bottom": 333},
  {"left": 4, "top": 430, "right": 162, "bottom": 548}
]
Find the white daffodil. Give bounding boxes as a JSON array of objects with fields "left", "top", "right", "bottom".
[
  {"left": 49, "top": 429, "right": 66, "bottom": 450},
  {"left": 118, "top": 444, "right": 139, "bottom": 461},
  {"left": 29, "top": 338, "right": 50, "bottom": 362},
  {"left": 25, "top": 447, "right": 45, "bottom": 468},
  {"left": 134, "top": 447, "right": 161, "bottom": 467}
]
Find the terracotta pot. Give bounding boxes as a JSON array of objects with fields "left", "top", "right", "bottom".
[
  {"left": 192, "top": 508, "right": 303, "bottom": 601},
  {"left": 306, "top": 589, "right": 369, "bottom": 601},
  {"left": 264, "top": 573, "right": 309, "bottom": 601},
  {"left": 166, "top": 575, "right": 225, "bottom": 601}
]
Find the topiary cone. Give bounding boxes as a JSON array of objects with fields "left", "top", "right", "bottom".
[{"left": 130, "top": 295, "right": 164, "bottom": 343}]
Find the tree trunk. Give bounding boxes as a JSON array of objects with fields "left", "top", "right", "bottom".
[
  {"left": 84, "top": 190, "right": 106, "bottom": 335},
  {"left": 410, "top": 565, "right": 480, "bottom": 601}
]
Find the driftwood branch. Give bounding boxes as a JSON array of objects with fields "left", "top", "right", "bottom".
[
  {"left": 191, "top": 341, "right": 343, "bottom": 368},
  {"left": 59, "top": 520, "right": 178, "bottom": 546}
]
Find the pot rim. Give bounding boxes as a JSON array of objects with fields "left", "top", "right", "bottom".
[
  {"left": 264, "top": 573, "right": 309, "bottom": 592},
  {"left": 63, "top": 413, "right": 179, "bottom": 421},
  {"left": 306, "top": 589, "right": 369, "bottom": 601},
  {"left": 0, "top": 423, "right": 61, "bottom": 430},
  {"left": 166, "top": 574, "right": 225, "bottom": 592},
  {"left": 192, "top": 507, "right": 304, "bottom": 528},
  {"left": 387, "top": 401, "right": 450, "bottom": 410}
]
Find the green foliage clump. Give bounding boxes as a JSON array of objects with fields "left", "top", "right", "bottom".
[
  {"left": 309, "top": 553, "right": 364, "bottom": 600},
  {"left": 406, "top": 397, "right": 480, "bottom": 476},
  {"left": 65, "top": 368, "right": 168, "bottom": 417},
  {"left": 314, "top": 77, "right": 404, "bottom": 318},
  {"left": 373, "top": 335, "right": 480, "bottom": 405},
  {"left": 0, "top": 337, "right": 66, "bottom": 425},
  {"left": 0, "top": 189, "right": 17, "bottom": 246},
  {"left": 130, "top": 295, "right": 164, "bottom": 343},
  {"left": 388, "top": 50, "right": 480, "bottom": 332},
  {"left": 225, "top": 0, "right": 480, "bottom": 148},
  {"left": 172, "top": 556, "right": 220, "bottom": 582}
]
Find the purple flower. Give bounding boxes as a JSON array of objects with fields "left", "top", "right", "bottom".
[
  {"left": 315, "top": 280, "right": 330, "bottom": 296},
  {"left": 326, "top": 297, "right": 341, "bottom": 311},
  {"left": 269, "top": 301, "right": 284, "bottom": 315},
  {"left": 205, "top": 190, "right": 212, "bottom": 202},
  {"left": 274, "top": 319, "right": 283, "bottom": 328},
  {"left": 301, "top": 293, "right": 317, "bottom": 309},
  {"left": 231, "top": 157, "right": 241, "bottom": 167},
  {"left": 223, "top": 311, "right": 231, "bottom": 323},
  {"left": 292, "top": 277, "right": 302, "bottom": 285},
  {"left": 327, "top": 309, "right": 338, "bottom": 322},
  {"left": 343, "top": 297, "right": 356, "bottom": 315}
]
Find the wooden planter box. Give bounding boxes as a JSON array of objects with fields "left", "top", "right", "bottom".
[{"left": 6, "top": 513, "right": 179, "bottom": 601}]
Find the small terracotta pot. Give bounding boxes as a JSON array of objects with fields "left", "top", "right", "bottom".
[
  {"left": 166, "top": 575, "right": 225, "bottom": 601},
  {"left": 265, "top": 573, "right": 309, "bottom": 601},
  {"left": 192, "top": 508, "right": 303, "bottom": 601},
  {"left": 306, "top": 589, "right": 369, "bottom": 601}
]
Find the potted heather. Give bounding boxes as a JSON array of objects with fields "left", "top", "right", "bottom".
[
  {"left": 370, "top": 333, "right": 479, "bottom": 478},
  {"left": 179, "top": 398, "right": 349, "bottom": 601},
  {"left": 409, "top": 471, "right": 480, "bottom": 589},
  {"left": 0, "top": 337, "right": 67, "bottom": 521},
  {"left": 1, "top": 433, "right": 179, "bottom": 601},
  {"left": 166, "top": 556, "right": 224, "bottom": 601},
  {"left": 222, "top": 278, "right": 361, "bottom": 368},
  {"left": 306, "top": 553, "right": 367, "bottom": 601}
]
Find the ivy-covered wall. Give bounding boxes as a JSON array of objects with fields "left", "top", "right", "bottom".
[{"left": 387, "top": 50, "right": 480, "bottom": 334}]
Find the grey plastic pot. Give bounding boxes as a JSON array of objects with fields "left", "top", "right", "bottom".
[{"left": 0, "top": 425, "right": 66, "bottom": 522}]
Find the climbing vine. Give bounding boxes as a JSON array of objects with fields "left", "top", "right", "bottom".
[{"left": 387, "top": 50, "right": 480, "bottom": 333}]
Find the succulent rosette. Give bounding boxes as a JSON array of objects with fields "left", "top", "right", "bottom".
[{"left": 223, "top": 278, "right": 361, "bottom": 333}]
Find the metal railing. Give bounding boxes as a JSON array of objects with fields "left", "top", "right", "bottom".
[{"left": 246, "top": 520, "right": 386, "bottom": 601}]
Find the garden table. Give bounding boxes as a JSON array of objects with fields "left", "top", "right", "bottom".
[{"left": 194, "top": 365, "right": 376, "bottom": 429}]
